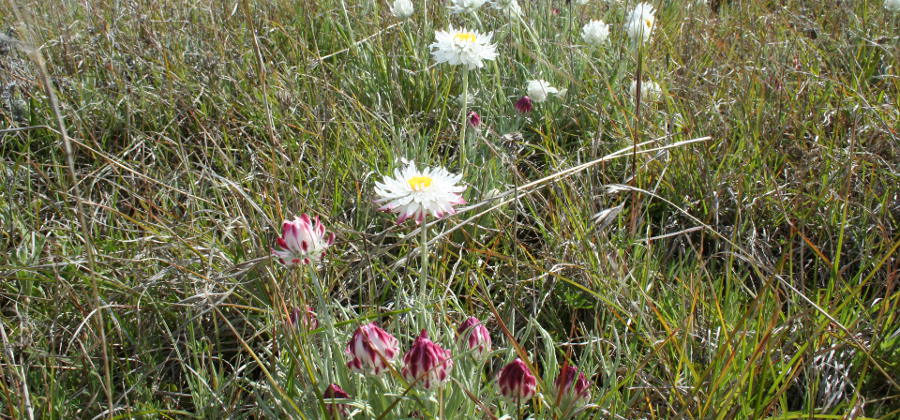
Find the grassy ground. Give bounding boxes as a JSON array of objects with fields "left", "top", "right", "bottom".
[{"left": 1, "top": 0, "right": 897, "bottom": 418}]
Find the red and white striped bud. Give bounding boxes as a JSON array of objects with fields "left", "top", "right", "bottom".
[
  {"left": 497, "top": 358, "right": 536, "bottom": 400},
  {"left": 456, "top": 316, "right": 491, "bottom": 357},
  {"left": 272, "top": 214, "right": 335, "bottom": 266},
  {"left": 288, "top": 306, "right": 319, "bottom": 330},
  {"left": 514, "top": 95, "right": 533, "bottom": 113},
  {"left": 323, "top": 383, "right": 350, "bottom": 418},
  {"left": 401, "top": 330, "right": 453, "bottom": 390},
  {"left": 345, "top": 322, "right": 399, "bottom": 376},
  {"left": 554, "top": 364, "right": 591, "bottom": 407}
]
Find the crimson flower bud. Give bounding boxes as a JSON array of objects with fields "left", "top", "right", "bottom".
[
  {"left": 401, "top": 330, "right": 453, "bottom": 390},
  {"left": 457, "top": 317, "right": 491, "bottom": 357},
  {"left": 345, "top": 322, "right": 399, "bottom": 376},
  {"left": 514, "top": 96, "right": 533, "bottom": 113},
  {"left": 467, "top": 110, "right": 481, "bottom": 128},
  {"left": 323, "top": 383, "right": 350, "bottom": 418},
  {"left": 497, "top": 358, "right": 536, "bottom": 400},
  {"left": 554, "top": 364, "right": 591, "bottom": 407}
]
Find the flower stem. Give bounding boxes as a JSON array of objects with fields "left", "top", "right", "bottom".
[
  {"left": 308, "top": 266, "right": 336, "bottom": 383},
  {"left": 458, "top": 68, "right": 469, "bottom": 173},
  {"left": 418, "top": 223, "right": 429, "bottom": 304}
]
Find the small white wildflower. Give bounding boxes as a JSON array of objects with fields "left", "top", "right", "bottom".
[
  {"left": 629, "top": 79, "right": 661, "bottom": 102},
  {"left": 430, "top": 27, "right": 498, "bottom": 70},
  {"left": 450, "top": 0, "right": 488, "bottom": 14},
  {"left": 581, "top": 20, "right": 610, "bottom": 46},
  {"left": 390, "top": 0, "right": 414, "bottom": 18},
  {"left": 491, "top": 0, "right": 522, "bottom": 16},
  {"left": 526, "top": 79, "right": 558, "bottom": 103},
  {"left": 625, "top": 2, "right": 656, "bottom": 44},
  {"left": 885, "top": 0, "right": 900, "bottom": 12}
]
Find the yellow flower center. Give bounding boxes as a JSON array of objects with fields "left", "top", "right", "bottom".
[
  {"left": 407, "top": 176, "right": 433, "bottom": 191},
  {"left": 644, "top": 18, "right": 653, "bottom": 28},
  {"left": 454, "top": 32, "right": 477, "bottom": 43}
]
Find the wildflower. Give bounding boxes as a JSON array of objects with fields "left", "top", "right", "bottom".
[
  {"left": 449, "top": 0, "right": 488, "bottom": 14},
  {"left": 457, "top": 316, "right": 491, "bottom": 357},
  {"left": 576, "top": 0, "right": 590, "bottom": 5},
  {"left": 288, "top": 306, "right": 319, "bottom": 330},
  {"left": 468, "top": 111, "right": 481, "bottom": 128},
  {"left": 491, "top": 0, "right": 522, "bottom": 16},
  {"left": 497, "top": 358, "right": 536, "bottom": 400},
  {"left": 402, "top": 330, "right": 454, "bottom": 390},
  {"left": 272, "top": 214, "right": 335, "bottom": 266},
  {"left": 374, "top": 161, "right": 466, "bottom": 224},
  {"left": 430, "top": 26, "right": 498, "bottom": 70},
  {"left": 886, "top": 0, "right": 900, "bottom": 11},
  {"left": 629, "top": 79, "right": 661, "bottom": 102},
  {"left": 581, "top": 20, "right": 610, "bottom": 46},
  {"left": 391, "top": 0, "right": 414, "bottom": 18},
  {"left": 526, "top": 79, "right": 558, "bottom": 103},
  {"left": 514, "top": 95, "right": 533, "bottom": 113},
  {"left": 554, "top": 365, "right": 591, "bottom": 407},
  {"left": 323, "top": 384, "right": 351, "bottom": 418},
  {"left": 345, "top": 323, "right": 399, "bottom": 376},
  {"left": 625, "top": 2, "right": 656, "bottom": 44}
]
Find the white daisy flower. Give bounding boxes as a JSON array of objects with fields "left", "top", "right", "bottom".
[
  {"left": 450, "top": 0, "right": 488, "bottom": 14},
  {"left": 581, "top": 20, "right": 610, "bottom": 46},
  {"left": 625, "top": 2, "right": 656, "bottom": 44},
  {"left": 886, "top": 0, "right": 900, "bottom": 12},
  {"left": 491, "top": 0, "right": 522, "bottom": 16},
  {"left": 375, "top": 162, "right": 466, "bottom": 224},
  {"left": 629, "top": 80, "right": 661, "bottom": 102},
  {"left": 391, "top": 0, "right": 414, "bottom": 18},
  {"left": 526, "top": 79, "right": 559, "bottom": 103},
  {"left": 430, "top": 27, "right": 498, "bottom": 70}
]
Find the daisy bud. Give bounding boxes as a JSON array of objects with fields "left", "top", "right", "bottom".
[
  {"left": 272, "top": 214, "right": 335, "bottom": 267},
  {"left": 345, "top": 322, "right": 399, "bottom": 376},
  {"left": 402, "top": 330, "right": 454, "bottom": 390},
  {"left": 467, "top": 111, "right": 481, "bottom": 128},
  {"left": 554, "top": 365, "right": 591, "bottom": 407},
  {"left": 514, "top": 96, "right": 533, "bottom": 113},
  {"left": 497, "top": 358, "right": 536, "bottom": 400},
  {"left": 323, "top": 383, "right": 351, "bottom": 418},
  {"left": 288, "top": 306, "right": 318, "bottom": 330},
  {"left": 456, "top": 317, "right": 491, "bottom": 357}
]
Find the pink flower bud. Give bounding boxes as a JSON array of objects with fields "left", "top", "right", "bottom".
[
  {"left": 554, "top": 364, "right": 591, "bottom": 407},
  {"left": 345, "top": 322, "right": 399, "bottom": 376},
  {"left": 497, "top": 358, "right": 536, "bottom": 400},
  {"left": 514, "top": 96, "right": 533, "bottom": 113},
  {"left": 272, "top": 214, "right": 336, "bottom": 266},
  {"left": 323, "top": 383, "right": 350, "bottom": 417},
  {"left": 456, "top": 317, "right": 491, "bottom": 357},
  {"left": 402, "top": 330, "right": 453, "bottom": 390},
  {"left": 288, "top": 306, "right": 319, "bottom": 330},
  {"left": 467, "top": 110, "right": 481, "bottom": 128}
]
